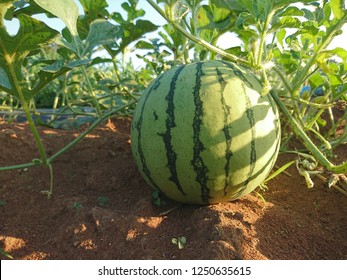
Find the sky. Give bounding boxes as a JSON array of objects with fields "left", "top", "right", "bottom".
[{"left": 3, "top": 0, "right": 347, "bottom": 68}]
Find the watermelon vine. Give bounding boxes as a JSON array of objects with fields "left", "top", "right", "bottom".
[{"left": 146, "top": 0, "right": 347, "bottom": 178}]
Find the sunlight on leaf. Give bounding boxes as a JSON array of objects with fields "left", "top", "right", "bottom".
[
  {"left": 0, "top": 1, "right": 13, "bottom": 25},
  {"left": 0, "top": 66, "right": 11, "bottom": 90},
  {"left": 0, "top": 14, "right": 58, "bottom": 96},
  {"left": 330, "top": 0, "right": 345, "bottom": 20},
  {"left": 34, "top": 0, "right": 79, "bottom": 36},
  {"left": 83, "top": 20, "right": 120, "bottom": 55}
]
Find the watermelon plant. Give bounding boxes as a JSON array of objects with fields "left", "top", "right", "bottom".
[
  {"left": 0, "top": 0, "right": 158, "bottom": 197},
  {"left": 0, "top": 0, "right": 346, "bottom": 201},
  {"left": 172, "top": 236, "right": 187, "bottom": 249},
  {"left": 142, "top": 0, "right": 347, "bottom": 195}
]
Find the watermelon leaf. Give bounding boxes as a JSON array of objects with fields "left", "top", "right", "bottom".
[
  {"left": 34, "top": 0, "right": 79, "bottom": 36},
  {"left": 77, "top": 0, "right": 110, "bottom": 39},
  {"left": 0, "top": 66, "right": 12, "bottom": 90},
  {"left": 330, "top": 0, "right": 345, "bottom": 20},
  {"left": 83, "top": 20, "right": 121, "bottom": 56},
  {"left": 0, "top": 14, "right": 59, "bottom": 97}
]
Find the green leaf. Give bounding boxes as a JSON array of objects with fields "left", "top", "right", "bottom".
[
  {"left": 58, "top": 33, "right": 84, "bottom": 57},
  {"left": 239, "top": 0, "right": 258, "bottom": 17},
  {"left": 0, "top": 14, "right": 58, "bottom": 96},
  {"left": 0, "top": 247, "right": 13, "bottom": 260},
  {"left": 116, "top": 19, "right": 158, "bottom": 55},
  {"left": 79, "top": 0, "right": 109, "bottom": 19},
  {"left": 0, "top": 66, "right": 11, "bottom": 90},
  {"left": 327, "top": 72, "right": 343, "bottom": 86},
  {"left": 276, "top": 28, "right": 286, "bottom": 48},
  {"left": 309, "top": 72, "right": 326, "bottom": 87},
  {"left": 330, "top": 0, "right": 345, "bottom": 20},
  {"left": 329, "top": 47, "right": 347, "bottom": 62},
  {"left": 270, "top": 16, "right": 301, "bottom": 32},
  {"left": 279, "top": 6, "right": 305, "bottom": 17},
  {"left": 34, "top": 0, "right": 79, "bottom": 36},
  {"left": 0, "top": 14, "right": 59, "bottom": 61},
  {"left": 78, "top": 0, "right": 110, "bottom": 39},
  {"left": 83, "top": 19, "right": 120, "bottom": 55},
  {"left": 121, "top": 1, "right": 145, "bottom": 22},
  {"left": 178, "top": 242, "right": 185, "bottom": 249},
  {"left": 31, "top": 59, "right": 92, "bottom": 97},
  {"left": 0, "top": 1, "right": 12, "bottom": 24},
  {"left": 262, "top": 160, "right": 295, "bottom": 184},
  {"left": 197, "top": 4, "right": 234, "bottom": 31},
  {"left": 224, "top": 46, "right": 248, "bottom": 58},
  {"left": 235, "top": 11, "right": 254, "bottom": 29},
  {"left": 302, "top": 8, "right": 315, "bottom": 21},
  {"left": 161, "top": 23, "right": 186, "bottom": 51},
  {"left": 217, "top": 0, "right": 247, "bottom": 11},
  {"left": 135, "top": 40, "right": 155, "bottom": 49},
  {"left": 9, "top": 1, "right": 51, "bottom": 19},
  {"left": 97, "top": 196, "right": 109, "bottom": 207}
]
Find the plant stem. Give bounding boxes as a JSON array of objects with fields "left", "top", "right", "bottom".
[
  {"left": 256, "top": 9, "right": 275, "bottom": 67},
  {"left": 273, "top": 66, "right": 306, "bottom": 127},
  {"left": 270, "top": 91, "right": 347, "bottom": 173},
  {"left": 292, "top": 13, "right": 347, "bottom": 91},
  {"left": 0, "top": 101, "right": 138, "bottom": 172},
  {"left": 6, "top": 62, "right": 48, "bottom": 167},
  {"left": 47, "top": 100, "right": 137, "bottom": 163},
  {"left": 273, "top": 66, "right": 293, "bottom": 94},
  {"left": 146, "top": 0, "right": 250, "bottom": 66},
  {"left": 0, "top": 161, "right": 41, "bottom": 172},
  {"left": 81, "top": 66, "right": 102, "bottom": 118}
]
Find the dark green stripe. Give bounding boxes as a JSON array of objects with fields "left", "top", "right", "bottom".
[
  {"left": 220, "top": 60, "right": 258, "bottom": 196},
  {"left": 191, "top": 62, "right": 211, "bottom": 204},
  {"left": 237, "top": 83, "right": 257, "bottom": 196},
  {"left": 230, "top": 139, "right": 278, "bottom": 192},
  {"left": 159, "top": 65, "right": 186, "bottom": 196},
  {"left": 234, "top": 100, "right": 280, "bottom": 195},
  {"left": 216, "top": 67, "right": 233, "bottom": 196},
  {"left": 268, "top": 91, "right": 281, "bottom": 140},
  {"left": 134, "top": 75, "right": 164, "bottom": 193},
  {"left": 219, "top": 60, "right": 254, "bottom": 89}
]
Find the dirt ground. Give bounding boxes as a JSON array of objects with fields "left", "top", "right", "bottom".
[{"left": 0, "top": 117, "right": 346, "bottom": 260}]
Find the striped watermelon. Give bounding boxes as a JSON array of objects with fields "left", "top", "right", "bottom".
[{"left": 131, "top": 60, "right": 280, "bottom": 205}]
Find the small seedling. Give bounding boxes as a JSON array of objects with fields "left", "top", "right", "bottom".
[
  {"left": 72, "top": 202, "right": 82, "bottom": 209},
  {"left": 0, "top": 200, "right": 6, "bottom": 213},
  {"left": 0, "top": 247, "right": 13, "bottom": 260},
  {"left": 97, "top": 196, "right": 109, "bottom": 207},
  {"left": 151, "top": 191, "right": 167, "bottom": 207},
  {"left": 172, "top": 236, "right": 187, "bottom": 249}
]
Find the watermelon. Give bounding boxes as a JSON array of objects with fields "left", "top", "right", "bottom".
[{"left": 131, "top": 60, "right": 280, "bottom": 205}]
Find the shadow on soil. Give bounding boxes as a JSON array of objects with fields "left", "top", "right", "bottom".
[{"left": 1, "top": 118, "right": 346, "bottom": 260}]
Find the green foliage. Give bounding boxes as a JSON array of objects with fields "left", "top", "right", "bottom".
[
  {"left": 97, "top": 196, "right": 110, "bottom": 207},
  {"left": 171, "top": 236, "right": 187, "bottom": 249},
  {"left": 146, "top": 0, "right": 347, "bottom": 181},
  {"left": 72, "top": 202, "right": 83, "bottom": 209},
  {"left": 0, "top": 0, "right": 157, "bottom": 196},
  {"left": 0, "top": 199, "right": 6, "bottom": 207},
  {"left": 0, "top": 0, "right": 346, "bottom": 197},
  {"left": 151, "top": 190, "right": 168, "bottom": 207},
  {"left": 0, "top": 247, "right": 13, "bottom": 260}
]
